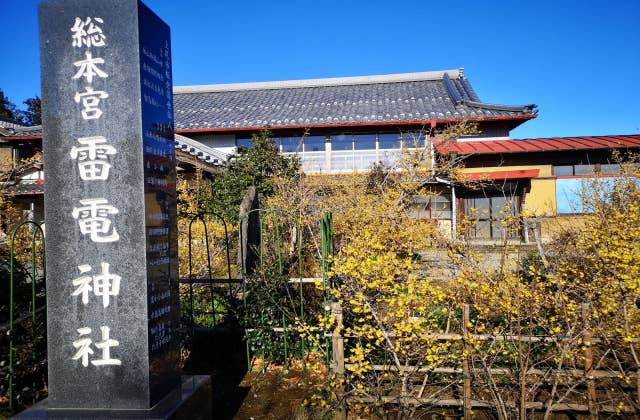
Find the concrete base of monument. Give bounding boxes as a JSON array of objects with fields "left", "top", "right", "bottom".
[{"left": 12, "top": 375, "right": 212, "bottom": 419}]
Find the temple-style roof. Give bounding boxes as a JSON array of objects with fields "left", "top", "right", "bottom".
[
  {"left": 0, "top": 118, "right": 28, "bottom": 130},
  {"left": 437, "top": 134, "right": 640, "bottom": 155},
  {"left": 174, "top": 133, "right": 228, "bottom": 166},
  {"left": 173, "top": 69, "right": 537, "bottom": 132},
  {"left": 0, "top": 123, "right": 42, "bottom": 138}
]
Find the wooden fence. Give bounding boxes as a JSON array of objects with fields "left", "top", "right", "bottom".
[{"left": 329, "top": 302, "right": 640, "bottom": 419}]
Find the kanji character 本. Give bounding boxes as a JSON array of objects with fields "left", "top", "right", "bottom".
[
  {"left": 71, "top": 262, "right": 121, "bottom": 307},
  {"left": 72, "top": 198, "right": 119, "bottom": 243},
  {"left": 72, "top": 327, "right": 94, "bottom": 367},
  {"left": 92, "top": 326, "right": 121, "bottom": 366},
  {"left": 74, "top": 87, "right": 109, "bottom": 120},
  {"left": 72, "top": 51, "right": 108, "bottom": 83},
  {"left": 70, "top": 136, "right": 116, "bottom": 180},
  {"left": 71, "top": 17, "right": 106, "bottom": 48}
]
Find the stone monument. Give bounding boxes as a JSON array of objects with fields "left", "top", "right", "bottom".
[{"left": 15, "top": 0, "right": 210, "bottom": 417}]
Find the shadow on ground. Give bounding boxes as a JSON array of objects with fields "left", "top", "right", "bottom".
[{"left": 182, "top": 322, "right": 249, "bottom": 419}]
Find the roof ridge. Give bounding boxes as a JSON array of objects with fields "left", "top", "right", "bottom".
[{"left": 174, "top": 69, "right": 464, "bottom": 94}]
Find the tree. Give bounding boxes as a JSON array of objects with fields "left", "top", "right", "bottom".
[
  {"left": 0, "top": 90, "right": 41, "bottom": 126},
  {"left": 290, "top": 131, "right": 640, "bottom": 418},
  {"left": 0, "top": 89, "right": 19, "bottom": 122},
  {"left": 17, "top": 96, "right": 42, "bottom": 126},
  {"left": 210, "top": 130, "right": 301, "bottom": 222}
]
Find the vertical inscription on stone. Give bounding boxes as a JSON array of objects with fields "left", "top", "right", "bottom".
[
  {"left": 138, "top": 2, "right": 180, "bottom": 403},
  {"left": 39, "top": 0, "right": 179, "bottom": 410}
]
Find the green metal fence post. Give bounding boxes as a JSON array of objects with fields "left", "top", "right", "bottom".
[{"left": 8, "top": 221, "right": 45, "bottom": 410}]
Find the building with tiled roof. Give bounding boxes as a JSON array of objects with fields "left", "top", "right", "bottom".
[
  {"left": 1, "top": 69, "right": 638, "bottom": 241},
  {"left": 0, "top": 123, "right": 226, "bottom": 226},
  {"left": 435, "top": 133, "right": 640, "bottom": 239},
  {"left": 171, "top": 69, "right": 640, "bottom": 241},
  {"left": 173, "top": 69, "right": 537, "bottom": 173},
  {"left": 174, "top": 69, "right": 536, "bottom": 131}
]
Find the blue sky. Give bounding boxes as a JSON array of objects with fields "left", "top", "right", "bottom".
[{"left": 1, "top": 0, "right": 639, "bottom": 139}]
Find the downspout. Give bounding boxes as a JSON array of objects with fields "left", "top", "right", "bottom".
[
  {"left": 429, "top": 121, "right": 436, "bottom": 177},
  {"left": 451, "top": 184, "right": 457, "bottom": 237},
  {"left": 522, "top": 188, "right": 529, "bottom": 243}
]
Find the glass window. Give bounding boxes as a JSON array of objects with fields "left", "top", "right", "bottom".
[
  {"left": 402, "top": 132, "right": 426, "bottom": 148},
  {"left": 353, "top": 134, "right": 376, "bottom": 150},
  {"left": 331, "top": 134, "right": 353, "bottom": 151},
  {"left": 430, "top": 195, "right": 452, "bottom": 219},
  {"left": 379, "top": 149, "right": 402, "bottom": 166},
  {"left": 281, "top": 137, "right": 302, "bottom": 153},
  {"left": 301, "top": 154, "right": 327, "bottom": 172},
  {"left": 599, "top": 164, "right": 620, "bottom": 174},
  {"left": 236, "top": 136, "right": 253, "bottom": 150},
  {"left": 465, "top": 197, "right": 490, "bottom": 217},
  {"left": 331, "top": 151, "right": 354, "bottom": 171},
  {"left": 552, "top": 165, "right": 573, "bottom": 176},
  {"left": 574, "top": 164, "right": 595, "bottom": 175},
  {"left": 353, "top": 151, "right": 378, "bottom": 170},
  {"left": 491, "top": 196, "right": 507, "bottom": 217},
  {"left": 303, "top": 135, "right": 325, "bottom": 152},
  {"left": 475, "top": 221, "right": 491, "bottom": 239},
  {"left": 379, "top": 133, "right": 401, "bottom": 149},
  {"left": 556, "top": 178, "right": 584, "bottom": 213}
]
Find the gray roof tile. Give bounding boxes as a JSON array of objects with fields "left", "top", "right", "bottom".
[
  {"left": 0, "top": 124, "right": 43, "bottom": 137},
  {"left": 174, "top": 70, "right": 536, "bottom": 131},
  {"left": 174, "top": 133, "right": 228, "bottom": 166}
]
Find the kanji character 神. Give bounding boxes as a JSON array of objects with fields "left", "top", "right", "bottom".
[{"left": 71, "top": 262, "right": 121, "bottom": 308}]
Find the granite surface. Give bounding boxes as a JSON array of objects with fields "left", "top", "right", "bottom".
[{"left": 12, "top": 375, "right": 212, "bottom": 419}]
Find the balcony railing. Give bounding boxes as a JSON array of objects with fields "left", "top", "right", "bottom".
[{"left": 284, "top": 148, "right": 406, "bottom": 173}]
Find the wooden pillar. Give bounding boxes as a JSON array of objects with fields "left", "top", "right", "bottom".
[
  {"left": 331, "top": 301, "right": 346, "bottom": 420},
  {"left": 582, "top": 303, "right": 598, "bottom": 419},
  {"left": 463, "top": 304, "right": 472, "bottom": 418}
]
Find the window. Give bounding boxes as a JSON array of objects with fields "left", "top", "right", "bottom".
[
  {"left": 553, "top": 163, "right": 619, "bottom": 176},
  {"left": 281, "top": 137, "right": 302, "bottom": 153},
  {"left": 464, "top": 196, "right": 518, "bottom": 240},
  {"left": 428, "top": 195, "right": 452, "bottom": 219},
  {"left": 599, "top": 164, "right": 620, "bottom": 174},
  {"left": 236, "top": 136, "right": 253, "bottom": 150},
  {"left": 379, "top": 133, "right": 401, "bottom": 149},
  {"left": 331, "top": 134, "right": 353, "bottom": 151},
  {"left": 574, "top": 164, "right": 595, "bottom": 175},
  {"left": 353, "top": 134, "right": 376, "bottom": 150},
  {"left": 402, "top": 132, "right": 426, "bottom": 148},
  {"left": 303, "top": 136, "right": 325, "bottom": 152},
  {"left": 410, "top": 194, "right": 452, "bottom": 219},
  {"left": 552, "top": 165, "right": 573, "bottom": 176}
]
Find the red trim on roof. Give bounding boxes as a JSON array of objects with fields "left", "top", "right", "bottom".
[
  {"left": 438, "top": 134, "right": 640, "bottom": 154},
  {"left": 175, "top": 115, "right": 535, "bottom": 134},
  {"left": 2, "top": 116, "right": 536, "bottom": 140},
  {"left": 1, "top": 135, "right": 42, "bottom": 141},
  {"left": 461, "top": 169, "right": 540, "bottom": 181}
]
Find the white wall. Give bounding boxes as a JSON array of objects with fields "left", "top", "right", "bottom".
[{"left": 191, "top": 133, "right": 236, "bottom": 155}]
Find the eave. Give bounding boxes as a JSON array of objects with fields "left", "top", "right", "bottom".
[{"left": 176, "top": 115, "right": 536, "bottom": 135}]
